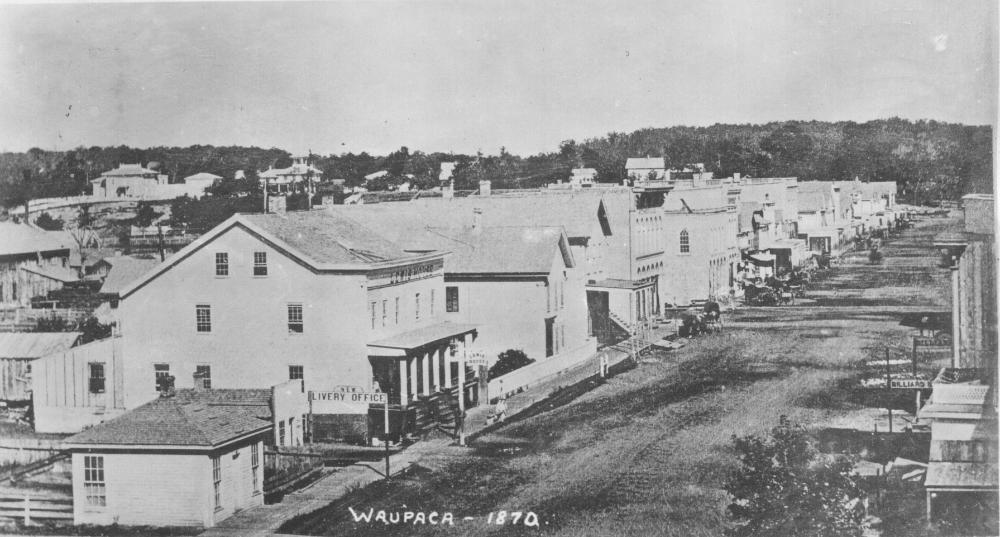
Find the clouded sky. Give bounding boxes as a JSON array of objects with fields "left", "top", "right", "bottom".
[{"left": 0, "top": 0, "right": 995, "bottom": 156}]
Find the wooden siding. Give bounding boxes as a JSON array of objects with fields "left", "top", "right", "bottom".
[
  {"left": 0, "top": 358, "right": 30, "bottom": 401},
  {"left": 32, "top": 338, "right": 125, "bottom": 433},
  {"left": 72, "top": 452, "right": 210, "bottom": 527}
]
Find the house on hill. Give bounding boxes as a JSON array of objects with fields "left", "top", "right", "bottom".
[
  {"left": 64, "top": 389, "right": 273, "bottom": 528},
  {"left": 91, "top": 164, "right": 169, "bottom": 199},
  {"left": 259, "top": 156, "right": 322, "bottom": 196},
  {"left": 625, "top": 157, "right": 666, "bottom": 181}
]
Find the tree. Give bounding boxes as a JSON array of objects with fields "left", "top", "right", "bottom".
[
  {"left": 488, "top": 349, "right": 535, "bottom": 379},
  {"left": 133, "top": 201, "right": 161, "bottom": 228},
  {"left": 726, "top": 416, "right": 864, "bottom": 537},
  {"left": 78, "top": 316, "right": 113, "bottom": 343},
  {"left": 34, "top": 212, "right": 64, "bottom": 231}
]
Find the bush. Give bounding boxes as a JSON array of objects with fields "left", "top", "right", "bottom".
[
  {"left": 34, "top": 212, "right": 64, "bottom": 231},
  {"left": 488, "top": 349, "right": 535, "bottom": 379}
]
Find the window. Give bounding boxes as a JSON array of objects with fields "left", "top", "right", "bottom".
[
  {"left": 215, "top": 252, "right": 229, "bottom": 277},
  {"left": 394, "top": 297, "right": 400, "bottom": 324},
  {"left": 370, "top": 302, "right": 377, "bottom": 329},
  {"left": 11, "top": 282, "right": 16, "bottom": 300},
  {"left": 196, "top": 304, "right": 212, "bottom": 333},
  {"left": 289, "top": 365, "right": 304, "bottom": 380},
  {"left": 212, "top": 456, "right": 222, "bottom": 509},
  {"left": 278, "top": 420, "right": 286, "bottom": 446},
  {"left": 253, "top": 251, "right": 268, "bottom": 276},
  {"left": 381, "top": 300, "right": 387, "bottom": 327},
  {"left": 446, "top": 286, "right": 459, "bottom": 312},
  {"left": 287, "top": 303, "right": 303, "bottom": 333},
  {"left": 83, "top": 455, "right": 106, "bottom": 507},
  {"left": 88, "top": 363, "right": 105, "bottom": 394},
  {"left": 251, "top": 443, "right": 260, "bottom": 494},
  {"left": 430, "top": 290, "right": 435, "bottom": 315},
  {"left": 679, "top": 229, "right": 690, "bottom": 253},
  {"left": 195, "top": 365, "right": 211, "bottom": 389},
  {"left": 154, "top": 363, "right": 170, "bottom": 391},
  {"left": 415, "top": 293, "right": 421, "bottom": 320}
]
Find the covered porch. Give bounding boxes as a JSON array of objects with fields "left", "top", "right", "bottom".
[{"left": 367, "top": 322, "right": 480, "bottom": 410}]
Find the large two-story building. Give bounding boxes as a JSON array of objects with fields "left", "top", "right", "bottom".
[{"left": 32, "top": 211, "right": 478, "bottom": 437}]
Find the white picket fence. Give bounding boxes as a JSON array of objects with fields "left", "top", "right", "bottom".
[{"left": 487, "top": 338, "right": 598, "bottom": 400}]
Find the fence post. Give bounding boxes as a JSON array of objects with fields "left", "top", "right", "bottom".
[{"left": 23, "top": 495, "right": 30, "bottom": 526}]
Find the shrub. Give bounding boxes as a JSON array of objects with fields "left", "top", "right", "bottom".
[{"left": 489, "top": 349, "right": 535, "bottom": 379}]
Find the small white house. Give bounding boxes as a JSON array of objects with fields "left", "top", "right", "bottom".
[{"left": 64, "top": 389, "right": 272, "bottom": 528}]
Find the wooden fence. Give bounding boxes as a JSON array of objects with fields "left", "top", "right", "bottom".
[
  {"left": 0, "top": 491, "right": 73, "bottom": 525},
  {"left": 263, "top": 449, "right": 324, "bottom": 503},
  {"left": 0, "top": 437, "right": 64, "bottom": 467}
]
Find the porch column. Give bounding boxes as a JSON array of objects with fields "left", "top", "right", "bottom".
[
  {"left": 409, "top": 356, "right": 418, "bottom": 400},
  {"left": 457, "top": 343, "right": 467, "bottom": 412},
  {"left": 399, "top": 359, "right": 409, "bottom": 408},
  {"left": 951, "top": 264, "right": 961, "bottom": 368},
  {"left": 431, "top": 349, "right": 441, "bottom": 393},
  {"left": 422, "top": 351, "right": 431, "bottom": 396},
  {"left": 443, "top": 346, "right": 452, "bottom": 388}
]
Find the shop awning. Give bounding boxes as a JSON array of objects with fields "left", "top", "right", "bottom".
[
  {"left": 749, "top": 253, "right": 775, "bottom": 265},
  {"left": 368, "top": 322, "right": 478, "bottom": 356}
]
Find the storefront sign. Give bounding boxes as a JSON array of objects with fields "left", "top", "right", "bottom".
[{"left": 310, "top": 390, "right": 387, "bottom": 414}]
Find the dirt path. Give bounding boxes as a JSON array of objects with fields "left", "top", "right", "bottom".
[{"left": 275, "top": 215, "right": 961, "bottom": 537}]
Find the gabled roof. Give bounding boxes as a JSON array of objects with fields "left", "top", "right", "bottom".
[
  {"left": 239, "top": 212, "right": 415, "bottom": 264},
  {"left": 419, "top": 226, "right": 574, "bottom": 274},
  {"left": 66, "top": 389, "right": 272, "bottom": 448},
  {"left": 625, "top": 157, "right": 665, "bottom": 170},
  {"left": 0, "top": 223, "right": 72, "bottom": 257},
  {"left": 100, "top": 256, "right": 162, "bottom": 295},
  {"left": 118, "top": 212, "right": 441, "bottom": 299},
  {"left": 0, "top": 332, "right": 80, "bottom": 359},
  {"left": 100, "top": 164, "right": 159, "bottom": 177},
  {"left": 330, "top": 190, "right": 629, "bottom": 241},
  {"left": 259, "top": 164, "right": 323, "bottom": 179},
  {"left": 21, "top": 264, "right": 79, "bottom": 283},
  {"left": 183, "top": 172, "right": 222, "bottom": 183}
]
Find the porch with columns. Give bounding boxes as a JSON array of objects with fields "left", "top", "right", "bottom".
[{"left": 367, "top": 323, "right": 480, "bottom": 409}]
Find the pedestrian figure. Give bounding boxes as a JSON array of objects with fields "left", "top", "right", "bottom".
[{"left": 494, "top": 396, "right": 508, "bottom": 423}]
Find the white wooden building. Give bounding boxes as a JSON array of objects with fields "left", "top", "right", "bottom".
[{"left": 64, "top": 389, "right": 271, "bottom": 528}]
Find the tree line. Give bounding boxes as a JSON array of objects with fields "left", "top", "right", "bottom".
[{"left": 0, "top": 118, "right": 991, "bottom": 209}]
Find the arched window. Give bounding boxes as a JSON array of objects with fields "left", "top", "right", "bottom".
[{"left": 679, "top": 229, "right": 690, "bottom": 253}]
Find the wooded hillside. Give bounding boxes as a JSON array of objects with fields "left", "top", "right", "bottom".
[{"left": 0, "top": 118, "right": 990, "bottom": 208}]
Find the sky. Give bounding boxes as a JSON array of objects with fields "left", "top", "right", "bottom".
[{"left": 0, "top": 0, "right": 996, "bottom": 156}]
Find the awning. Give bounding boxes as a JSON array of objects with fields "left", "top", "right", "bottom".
[
  {"left": 749, "top": 253, "right": 775, "bottom": 265},
  {"left": 925, "top": 462, "right": 999, "bottom": 489},
  {"left": 367, "top": 322, "right": 478, "bottom": 356},
  {"left": 586, "top": 278, "right": 655, "bottom": 290}
]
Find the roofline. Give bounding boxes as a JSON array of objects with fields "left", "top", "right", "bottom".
[
  {"left": 120, "top": 214, "right": 447, "bottom": 299},
  {"left": 65, "top": 424, "right": 271, "bottom": 451}
]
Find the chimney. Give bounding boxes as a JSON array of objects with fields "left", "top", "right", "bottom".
[
  {"left": 472, "top": 208, "right": 483, "bottom": 231},
  {"left": 268, "top": 195, "right": 287, "bottom": 215},
  {"left": 734, "top": 172, "right": 741, "bottom": 183},
  {"left": 478, "top": 180, "right": 491, "bottom": 197},
  {"left": 443, "top": 179, "right": 454, "bottom": 199}
]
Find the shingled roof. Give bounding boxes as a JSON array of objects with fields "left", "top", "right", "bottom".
[
  {"left": 65, "top": 389, "right": 272, "bottom": 448},
  {"left": 240, "top": 212, "right": 416, "bottom": 264},
  {"left": 0, "top": 332, "right": 80, "bottom": 359},
  {"left": 0, "top": 223, "right": 72, "bottom": 257},
  {"left": 100, "top": 256, "right": 161, "bottom": 295}
]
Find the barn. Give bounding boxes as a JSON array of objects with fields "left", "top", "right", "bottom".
[{"left": 0, "top": 332, "right": 80, "bottom": 403}]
